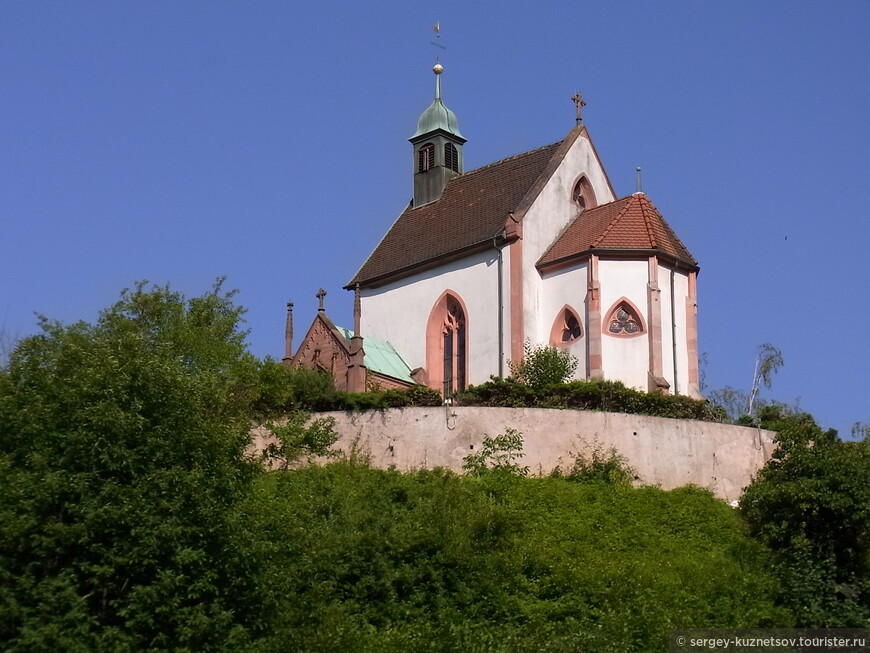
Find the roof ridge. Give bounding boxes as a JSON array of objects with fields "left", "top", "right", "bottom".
[
  {"left": 459, "top": 140, "right": 562, "bottom": 177},
  {"left": 591, "top": 196, "right": 633, "bottom": 248},
  {"left": 637, "top": 194, "right": 697, "bottom": 264},
  {"left": 659, "top": 214, "right": 696, "bottom": 264},
  {"left": 639, "top": 195, "right": 659, "bottom": 249}
]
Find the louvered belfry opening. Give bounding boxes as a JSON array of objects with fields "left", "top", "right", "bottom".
[
  {"left": 444, "top": 143, "right": 458, "bottom": 172},
  {"left": 418, "top": 143, "right": 435, "bottom": 172}
]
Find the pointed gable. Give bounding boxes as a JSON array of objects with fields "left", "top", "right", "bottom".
[
  {"left": 348, "top": 141, "right": 564, "bottom": 288},
  {"left": 537, "top": 193, "right": 697, "bottom": 270}
]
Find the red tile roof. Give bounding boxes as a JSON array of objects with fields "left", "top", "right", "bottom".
[
  {"left": 538, "top": 193, "right": 697, "bottom": 269},
  {"left": 349, "top": 141, "right": 564, "bottom": 287}
]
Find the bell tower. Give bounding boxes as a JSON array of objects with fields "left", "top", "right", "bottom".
[{"left": 409, "top": 63, "right": 466, "bottom": 207}]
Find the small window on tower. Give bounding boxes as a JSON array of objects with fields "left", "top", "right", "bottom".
[
  {"left": 444, "top": 143, "right": 458, "bottom": 172},
  {"left": 418, "top": 143, "right": 435, "bottom": 172}
]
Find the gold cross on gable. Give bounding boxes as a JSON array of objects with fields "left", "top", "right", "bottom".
[{"left": 571, "top": 91, "right": 586, "bottom": 124}]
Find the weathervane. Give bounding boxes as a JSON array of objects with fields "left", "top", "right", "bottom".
[
  {"left": 430, "top": 21, "right": 446, "bottom": 60},
  {"left": 571, "top": 91, "right": 586, "bottom": 125}
]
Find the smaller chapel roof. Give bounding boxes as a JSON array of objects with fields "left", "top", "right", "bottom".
[
  {"left": 537, "top": 193, "right": 697, "bottom": 270},
  {"left": 336, "top": 327, "right": 415, "bottom": 384}
]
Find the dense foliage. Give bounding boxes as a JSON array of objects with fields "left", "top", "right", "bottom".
[
  {"left": 457, "top": 377, "right": 723, "bottom": 421},
  {"left": 3, "top": 281, "right": 868, "bottom": 651},
  {"left": 238, "top": 463, "right": 787, "bottom": 652},
  {"left": 0, "top": 281, "right": 266, "bottom": 651},
  {"left": 254, "top": 360, "right": 442, "bottom": 414},
  {"left": 740, "top": 405, "right": 870, "bottom": 626}
]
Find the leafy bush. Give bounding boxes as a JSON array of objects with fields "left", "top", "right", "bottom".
[
  {"left": 333, "top": 385, "right": 443, "bottom": 411},
  {"left": 260, "top": 412, "right": 341, "bottom": 470},
  {"left": 457, "top": 378, "right": 723, "bottom": 422},
  {"left": 253, "top": 361, "right": 442, "bottom": 415},
  {"left": 552, "top": 444, "right": 636, "bottom": 486},
  {"left": 740, "top": 405, "right": 870, "bottom": 626},
  {"left": 462, "top": 427, "right": 529, "bottom": 477},
  {"left": 253, "top": 360, "right": 341, "bottom": 416},
  {"left": 509, "top": 340, "right": 578, "bottom": 388}
]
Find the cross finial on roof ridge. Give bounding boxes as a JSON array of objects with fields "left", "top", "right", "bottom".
[
  {"left": 316, "top": 288, "right": 327, "bottom": 312},
  {"left": 571, "top": 91, "right": 586, "bottom": 125}
]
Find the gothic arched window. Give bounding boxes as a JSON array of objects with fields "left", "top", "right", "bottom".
[
  {"left": 550, "top": 306, "right": 583, "bottom": 345},
  {"left": 444, "top": 143, "right": 458, "bottom": 172},
  {"left": 605, "top": 300, "right": 644, "bottom": 337},
  {"left": 563, "top": 311, "right": 583, "bottom": 342},
  {"left": 442, "top": 297, "right": 466, "bottom": 395},
  {"left": 426, "top": 292, "right": 469, "bottom": 398},
  {"left": 572, "top": 176, "right": 597, "bottom": 210},
  {"left": 418, "top": 143, "right": 435, "bottom": 172}
]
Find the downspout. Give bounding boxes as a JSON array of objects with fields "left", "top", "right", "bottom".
[
  {"left": 670, "top": 266, "right": 678, "bottom": 394},
  {"left": 493, "top": 229, "right": 506, "bottom": 378}
]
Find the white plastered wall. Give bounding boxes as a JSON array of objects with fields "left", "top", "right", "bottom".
[
  {"left": 658, "top": 265, "right": 691, "bottom": 395},
  {"left": 360, "top": 248, "right": 503, "bottom": 386},
  {"left": 520, "top": 133, "right": 615, "bottom": 354},
  {"left": 538, "top": 264, "right": 588, "bottom": 379},
  {"left": 598, "top": 259, "right": 649, "bottom": 390}
]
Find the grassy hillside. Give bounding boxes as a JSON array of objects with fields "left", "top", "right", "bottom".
[{"left": 238, "top": 462, "right": 787, "bottom": 652}]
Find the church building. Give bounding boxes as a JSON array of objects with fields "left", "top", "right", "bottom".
[{"left": 287, "top": 62, "right": 701, "bottom": 399}]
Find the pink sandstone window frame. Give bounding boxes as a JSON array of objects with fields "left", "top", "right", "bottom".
[
  {"left": 603, "top": 297, "right": 646, "bottom": 339},
  {"left": 425, "top": 290, "right": 469, "bottom": 397},
  {"left": 571, "top": 175, "right": 597, "bottom": 210},
  {"left": 549, "top": 305, "right": 584, "bottom": 346}
]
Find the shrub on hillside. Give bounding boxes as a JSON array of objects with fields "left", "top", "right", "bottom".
[
  {"left": 457, "top": 378, "right": 723, "bottom": 422},
  {"left": 238, "top": 463, "right": 789, "bottom": 652},
  {"left": 462, "top": 427, "right": 529, "bottom": 477},
  {"left": 552, "top": 444, "right": 636, "bottom": 487},
  {"left": 741, "top": 405, "right": 870, "bottom": 626},
  {"left": 253, "top": 361, "right": 442, "bottom": 414},
  {"left": 509, "top": 340, "right": 578, "bottom": 388}
]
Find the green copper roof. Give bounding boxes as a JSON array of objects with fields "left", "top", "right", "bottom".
[
  {"left": 337, "top": 327, "right": 415, "bottom": 384},
  {"left": 410, "top": 66, "right": 464, "bottom": 141}
]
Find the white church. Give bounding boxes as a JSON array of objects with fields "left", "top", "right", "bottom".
[{"left": 287, "top": 62, "right": 701, "bottom": 399}]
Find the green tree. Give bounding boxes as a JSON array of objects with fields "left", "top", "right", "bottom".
[
  {"left": 740, "top": 405, "right": 870, "bottom": 626},
  {"left": 0, "top": 280, "right": 266, "bottom": 651},
  {"left": 462, "top": 427, "right": 529, "bottom": 477},
  {"left": 508, "top": 340, "right": 578, "bottom": 389},
  {"left": 260, "top": 411, "right": 340, "bottom": 470},
  {"left": 747, "top": 343, "right": 784, "bottom": 416}
]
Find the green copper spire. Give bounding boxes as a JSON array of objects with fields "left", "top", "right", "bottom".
[
  {"left": 410, "top": 63, "right": 464, "bottom": 140},
  {"left": 409, "top": 61, "right": 466, "bottom": 207}
]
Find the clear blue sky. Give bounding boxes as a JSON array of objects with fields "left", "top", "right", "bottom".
[{"left": 2, "top": 2, "right": 868, "bottom": 438}]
